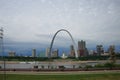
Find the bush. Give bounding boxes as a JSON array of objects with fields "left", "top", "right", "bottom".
[
  {"left": 104, "top": 62, "right": 115, "bottom": 69},
  {"left": 79, "top": 66, "right": 82, "bottom": 68},
  {"left": 94, "top": 63, "right": 120, "bottom": 69},
  {"left": 114, "top": 64, "right": 120, "bottom": 67},
  {"left": 85, "top": 65, "right": 93, "bottom": 68},
  {"left": 94, "top": 64, "right": 104, "bottom": 68},
  {"left": 104, "top": 62, "right": 115, "bottom": 67}
]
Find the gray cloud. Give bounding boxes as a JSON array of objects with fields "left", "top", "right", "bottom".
[{"left": 0, "top": 0, "right": 120, "bottom": 48}]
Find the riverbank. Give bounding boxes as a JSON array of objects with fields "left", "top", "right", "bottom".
[
  {"left": 0, "top": 60, "right": 120, "bottom": 70},
  {"left": 0, "top": 60, "right": 111, "bottom": 64}
]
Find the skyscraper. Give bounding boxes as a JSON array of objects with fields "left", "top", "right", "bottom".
[
  {"left": 109, "top": 45, "right": 116, "bottom": 63},
  {"left": 96, "top": 45, "right": 104, "bottom": 56},
  {"left": 78, "top": 40, "right": 88, "bottom": 57},
  {"left": 109, "top": 45, "right": 115, "bottom": 54},
  {"left": 52, "top": 49, "right": 59, "bottom": 57},
  {"left": 46, "top": 47, "right": 50, "bottom": 57},
  {"left": 70, "top": 45, "right": 75, "bottom": 57},
  {"left": 78, "top": 40, "right": 86, "bottom": 50},
  {"left": 32, "top": 48, "right": 36, "bottom": 57}
]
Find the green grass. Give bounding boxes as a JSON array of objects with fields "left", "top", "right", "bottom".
[{"left": 0, "top": 73, "right": 120, "bottom": 80}]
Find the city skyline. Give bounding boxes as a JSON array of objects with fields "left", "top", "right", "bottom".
[
  {"left": 2, "top": 40, "right": 120, "bottom": 57},
  {"left": 0, "top": 0, "right": 120, "bottom": 52}
]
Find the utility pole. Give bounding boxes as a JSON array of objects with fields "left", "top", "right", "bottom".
[{"left": 0, "top": 27, "right": 6, "bottom": 80}]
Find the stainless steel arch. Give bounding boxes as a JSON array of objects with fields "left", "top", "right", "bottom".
[{"left": 49, "top": 29, "right": 78, "bottom": 58}]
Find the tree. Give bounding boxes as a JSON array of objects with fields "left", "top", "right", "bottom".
[{"left": 104, "top": 62, "right": 115, "bottom": 69}]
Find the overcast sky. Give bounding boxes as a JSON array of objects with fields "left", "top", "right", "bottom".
[{"left": 0, "top": 0, "right": 120, "bottom": 48}]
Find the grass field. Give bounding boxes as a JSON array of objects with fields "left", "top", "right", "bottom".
[{"left": 0, "top": 72, "right": 120, "bottom": 80}]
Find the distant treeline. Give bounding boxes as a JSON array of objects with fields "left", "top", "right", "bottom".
[{"left": 0, "top": 54, "right": 120, "bottom": 61}]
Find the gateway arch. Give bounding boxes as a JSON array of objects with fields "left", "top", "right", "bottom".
[{"left": 49, "top": 29, "right": 78, "bottom": 58}]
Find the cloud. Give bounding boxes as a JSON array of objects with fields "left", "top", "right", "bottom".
[
  {"left": 35, "top": 33, "right": 76, "bottom": 47},
  {"left": 0, "top": 0, "right": 120, "bottom": 49}
]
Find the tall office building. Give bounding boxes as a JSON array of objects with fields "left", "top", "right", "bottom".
[
  {"left": 78, "top": 40, "right": 86, "bottom": 50},
  {"left": 52, "top": 49, "right": 59, "bottom": 57},
  {"left": 96, "top": 45, "right": 104, "bottom": 56},
  {"left": 78, "top": 40, "right": 88, "bottom": 57},
  {"left": 109, "top": 45, "right": 115, "bottom": 54},
  {"left": 32, "top": 48, "right": 36, "bottom": 57},
  {"left": 70, "top": 45, "right": 75, "bottom": 57},
  {"left": 46, "top": 47, "right": 50, "bottom": 57},
  {"left": 108, "top": 45, "right": 116, "bottom": 63}
]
